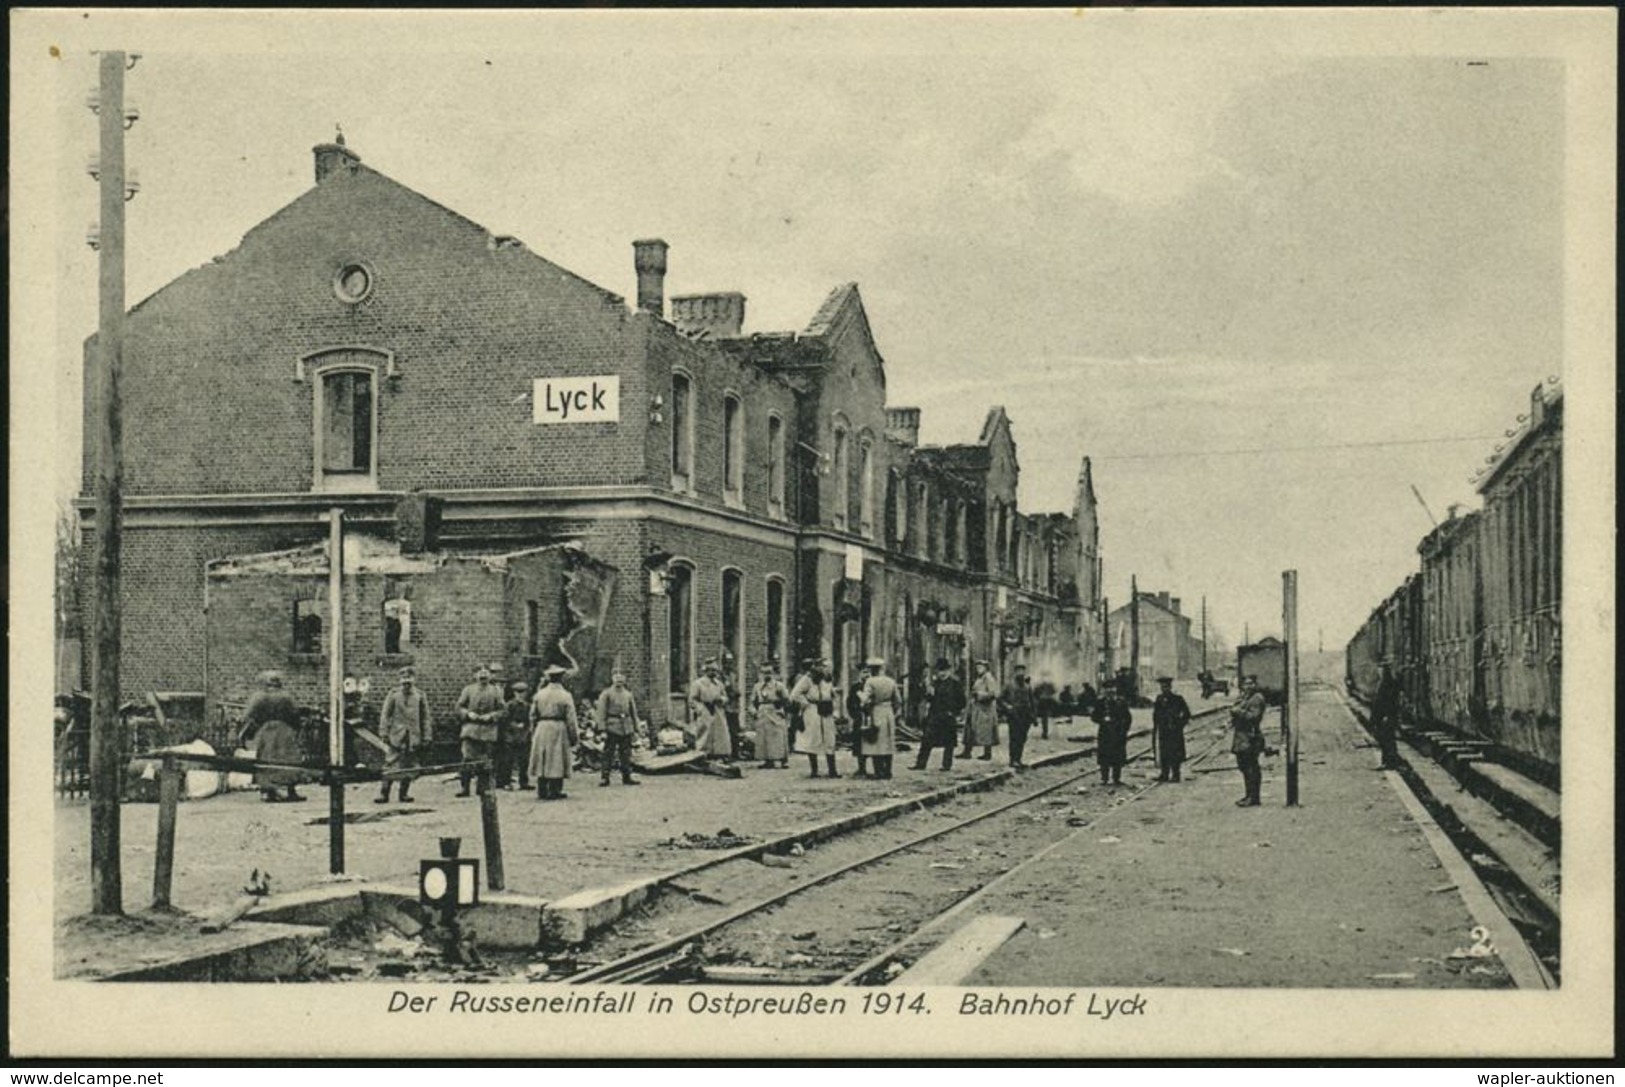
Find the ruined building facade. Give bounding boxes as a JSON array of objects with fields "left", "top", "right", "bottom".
[{"left": 78, "top": 140, "right": 1103, "bottom": 728}]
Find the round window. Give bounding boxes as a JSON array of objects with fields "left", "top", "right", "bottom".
[{"left": 334, "top": 263, "right": 373, "bottom": 304}]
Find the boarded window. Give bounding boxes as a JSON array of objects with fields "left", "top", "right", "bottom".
[
  {"left": 383, "top": 597, "right": 411, "bottom": 654},
  {"left": 766, "top": 577, "right": 785, "bottom": 665},
  {"left": 768, "top": 415, "right": 786, "bottom": 513},
  {"left": 724, "top": 395, "right": 744, "bottom": 499},
  {"left": 668, "top": 564, "right": 693, "bottom": 692},
  {"left": 722, "top": 569, "right": 744, "bottom": 678},
  {"left": 671, "top": 374, "right": 693, "bottom": 487}
]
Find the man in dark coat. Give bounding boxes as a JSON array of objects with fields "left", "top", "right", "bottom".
[
  {"left": 1000, "top": 663, "right": 1038, "bottom": 770},
  {"left": 912, "top": 657, "right": 964, "bottom": 771},
  {"left": 1091, "top": 679, "right": 1132, "bottom": 786},
  {"left": 454, "top": 663, "right": 505, "bottom": 797},
  {"left": 1370, "top": 664, "right": 1403, "bottom": 770},
  {"left": 1152, "top": 676, "right": 1191, "bottom": 782},
  {"left": 1033, "top": 675, "right": 1058, "bottom": 738},
  {"left": 1230, "top": 676, "right": 1268, "bottom": 806}
]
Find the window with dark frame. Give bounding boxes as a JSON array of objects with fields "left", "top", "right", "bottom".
[
  {"left": 320, "top": 370, "right": 373, "bottom": 475},
  {"left": 766, "top": 577, "right": 784, "bottom": 665},
  {"left": 671, "top": 374, "right": 693, "bottom": 489},
  {"left": 668, "top": 564, "right": 694, "bottom": 694},
  {"left": 292, "top": 599, "right": 323, "bottom": 655}
]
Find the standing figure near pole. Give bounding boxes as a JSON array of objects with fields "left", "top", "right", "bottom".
[
  {"left": 1091, "top": 676, "right": 1132, "bottom": 786},
  {"left": 1229, "top": 676, "right": 1267, "bottom": 807},
  {"left": 859, "top": 657, "right": 899, "bottom": 780},
  {"left": 689, "top": 659, "right": 733, "bottom": 762},
  {"left": 790, "top": 658, "right": 840, "bottom": 779},
  {"left": 911, "top": 657, "right": 963, "bottom": 771},
  {"left": 1152, "top": 676, "right": 1191, "bottom": 782},
  {"left": 376, "top": 666, "right": 431, "bottom": 804},
  {"left": 238, "top": 671, "right": 307, "bottom": 803},
  {"left": 529, "top": 665, "right": 580, "bottom": 801},
  {"left": 962, "top": 660, "right": 999, "bottom": 761},
  {"left": 454, "top": 664, "right": 504, "bottom": 797},
  {"left": 497, "top": 679, "right": 532, "bottom": 791}
]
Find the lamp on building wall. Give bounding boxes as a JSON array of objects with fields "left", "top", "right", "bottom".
[
  {"left": 649, "top": 394, "right": 664, "bottom": 426},
  {"left": 643, "top": 547, "right": 676, "bottom": 595}
]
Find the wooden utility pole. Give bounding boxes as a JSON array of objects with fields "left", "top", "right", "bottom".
[
  {"left": 1201, "top": 596, "right": 1208, "bottom": 673},
  {"left": 89, "top": 50, "right": 129, "bottom": 915},
  {"left": 328, "top": 509, "right": 346, "bottom": 874},
  {"left": 1100, "top": 596, "right": 1109, "bottom": 685},
  {"left": 1283, "top": 570, "right": 1300, "bottom": 806},
  {"left": 1129, "top": 575, "right": 1141, "bottom": 702}
]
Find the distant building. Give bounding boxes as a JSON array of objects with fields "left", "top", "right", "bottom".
[
  {"left": 75, "top": 139, "right": 1104, "bottom": 729},
  {"left": 1106, "top": 591, "right": 1202, "bottom": 682}
]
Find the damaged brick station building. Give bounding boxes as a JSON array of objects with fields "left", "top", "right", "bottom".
[{"left": 78, "top": 139, "right": 1103, "bottom": 730}]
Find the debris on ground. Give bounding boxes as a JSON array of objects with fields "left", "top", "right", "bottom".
[
  {"left": 791, "top": 930, "right": 816, "bottom": 941},
  {"left": 669, "top": 882, "right": 728, "bottom": 905},
  {"left": 759, "top": 854, "right": 795, "bottom": 869},
  {"left": 1044, "top": 797, "right": 1071, "bottom": 806},
  {"left": 1066, "top": 817, "right": 1089, "bottom": 827},
  {"left": 1097, "top": 835, "right": 1122, "bottom": 844},
  {"left": 788, "top": 842, "right": 806, "bottom": 857},
  {"left": 1368, "top": 972, "right": 1417, "bottom": 981},
  {"left": 1427, "top": 884, "right": 1458, "bottom": 894},
  {"left": 664, "top": 829, "right": 756, "bottom": 850},
  {"left": 1254, "top": 841, "right": 1272, "bottom": 848},
  {"left": 928, "top": 862, "right": 964, "bottom": 870},
  {"left": 524, "top": 962, "right": 551, "bottom": 981},
  {"left": 1038, "top": 929, "right": 1058, "bottom": 940},
  {"left": 1214, "top": 947, "right": 1248, "bottom": 957},
  {"left": 884, "top": 962, "right": 907, "bottom": 978}
]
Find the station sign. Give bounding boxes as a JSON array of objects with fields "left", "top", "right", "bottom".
[{"left": 534, "top": 375, "right": 619, "bottom": 425}]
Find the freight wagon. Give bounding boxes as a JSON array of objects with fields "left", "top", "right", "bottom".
[
  {"left": 1237, "top": 637, "right": 1287, "bottom": 706},
  {"left": 1346, "top": 380, "right": 1561, "bottom": 783}
]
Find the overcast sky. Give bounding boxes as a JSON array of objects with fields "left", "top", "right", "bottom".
[{"left": 26, "top": 10, "right": 1600, "bottom": 648}]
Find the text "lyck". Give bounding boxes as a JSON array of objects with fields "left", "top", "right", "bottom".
[{"left": 534, "top": 375, "right": 620, "bottom": 425}]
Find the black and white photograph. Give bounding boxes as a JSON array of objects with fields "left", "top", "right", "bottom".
[{"left": 8, "top": 7, "right": 1614, "bottom": 1061}]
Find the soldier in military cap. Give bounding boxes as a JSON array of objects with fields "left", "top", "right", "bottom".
[
  {"left": 859, "top": 657, "right": 900, "bottom": 780},
  {"left": 454, "top": 663, "right": 504, "bottom": 797},
  {"left": 913, "top": 657, "right": 964, "bottom": 771},
  {"left": 790, "top": 657, "right": 840, "bottom": 778},
  {"left": 689, "top": 657, "right": 732, "bottom": 761},
  {"left": 1152, "top": 676, "right": 1191, "bottom": 782}
]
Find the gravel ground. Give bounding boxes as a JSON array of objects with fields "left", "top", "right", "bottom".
[{"left": 958, "top": 686, "right": 1514, "bottom": 989}]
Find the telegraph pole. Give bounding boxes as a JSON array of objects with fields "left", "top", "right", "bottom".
[
  {"left": 89, "top": 50, "right": 131, "bottom": 915},
  {"left": 1201, "top": 596, "right": 1207, "bottom": 673},
  {"left": 1129, "top": 575, "right": 1140, "bottom": 702},
  {"left": 1283, "top": 570, "right": 1301, "bottom": 806},
  {"left": 328, "top": 509, "right": 346, "bottom": 874}
]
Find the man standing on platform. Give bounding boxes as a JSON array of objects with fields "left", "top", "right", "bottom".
[
  {"left": 790, "top": 658, "right": 840, "bottom": 779},
  {"left": 1092, "top": 678, "right": 1132, "bottom": 786},
  {"left": 1370, "top": 663, "right": 1403, "bottom": 770},
  {"left": 1152, "top": 676, "right": 1191, "bottom": 782},
  {"left": 859, "top": 657, "right": 900, "bottom": 780},
  {"left": 454, "top": 663, "right": 504, "bottom": 797},
  {"left": 962, "top": 659, "right": 1000, "bottom": 761},
  {"left": 1230, "top": 675, "right": 1267, "bottom": 806},
  {"left": 689, "top": 658, "right": 733, "bottom": 762},
  {"left": 913, "top": 657, "right": 964, "bottom": 771},
  {"left": 529, "top": 665, "right": 580, "bottom": 800},
  {"left": 497, "top": 678, "right": 531, "bottom": 791},
  {"left": 376, "top": 666, "right": 431, "bottom": 804},
  {"left": 751, "top": 661, "right": 792, "bottom": 769},
  {"left": 595, "top": 669, "right": 641, "bottom": 787},
  {"left": 1000, "top": 662, "right": 1037, "bottom": 770}
]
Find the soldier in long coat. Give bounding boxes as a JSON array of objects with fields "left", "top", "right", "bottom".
[
  {"left": 238, "top": 671, "right": 308, "bottom": 802},
  {"left": 1092, "top": 681, "right": 1132, "bottom": 786},
  {"left": 497, "top": 678, "right": 532, "bottom": 791},
  {"left": 376, "top": 666, "right": 432, "bottom": 804},
  {"left": 529, "top": 665, "right": 580, "bottom": 800},
  {"left": 688, "top": 659, "right": 733, "bottom": 760},
  {"left": 751, "top": 662, "right": 792, "bottom": 769},
  {"left": 912, "top": 657, "right": 964, "bottom": 771},
  {"left": 1152, "top": 676, "right": 1191, "bottom": 782},
  {"left": 790, "top": 658, "right": 841, "bottom": 778},
  {"left": 859, "top": 657, "right": 900, "bottom": 779},
  {"left": 594, "top": 669, "right": 641, "bottom": 787},
  {"left": 961, "top": 660, "right": 999, "bottom": 761},
  {"left": 1230, "top": 676, "right": 1267, "bottom": 806}
]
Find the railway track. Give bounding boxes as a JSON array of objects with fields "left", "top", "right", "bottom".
[{"left": 564, "top": 717, "right": 1230, "bottom": 986}]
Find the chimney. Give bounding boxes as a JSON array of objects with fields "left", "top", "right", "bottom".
[
  {"left": 671, "top": 292, "right": 746, "bottom": 338},
  {"left": 633, "top": 239, "right": 669, "bottom": 317},
  {"left": 1157, "top": 591, "right": 1171, "bottom": 611},
  {"left": 886, "top": 407, "right": 921, "bottom": 447},
  {"left": 1171, "top": 597, "right": 1182, "bottom": 615},
  {"left": 313, "top": 137, "right": 362, "bottom": 184},
  {"left": 396, "top": 493, "right": 443, "bottom": 555}
]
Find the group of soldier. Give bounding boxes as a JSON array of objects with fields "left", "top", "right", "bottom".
[{"left": 238, "top": 655, "right": 1269, "bottom": 806}]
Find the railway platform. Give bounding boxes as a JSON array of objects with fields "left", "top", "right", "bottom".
[{"left": 948, "top": 684, "right": 1547, "bottom": 990}]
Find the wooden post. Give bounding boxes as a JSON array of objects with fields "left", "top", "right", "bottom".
[
  {"left": 1100, "top": 596, "right": 1109, "bottom": 685},
  {"left": 1201, "top": 596, "right": 1208, "bottom": 673},
  {"left": 1283, "top": 570, "right": 1301, "bottom": 806},
  {"left": 89, "top": 50, "right": 129, "bottom": 915},
  {"left": 151, "top": 755, "right": 180, "bottom": 910},
  {"left": 478, "top": 765, "right": 505, "bottom": 891},
  {"left": 1129, "top": 575, "right": 1140, "bottom": 702},
  {"left": 328, "top": 509, "right": 346, "bottom": 874}
]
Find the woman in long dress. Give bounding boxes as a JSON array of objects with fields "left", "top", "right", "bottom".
[
  {"left": 789, "top": 659, "right": 840, "bottom": 778},
  {"left": 751, "top": 662, "right": 792, "bottom": 769},
  {"left": 528, "top": 666, "right": 580, "bottom": 800},
  {"left": 963, "top": 660, "right": 999, "bottom": 761},
  {"left": 238, "top": 671, "right": 309, "bottom": 802}
]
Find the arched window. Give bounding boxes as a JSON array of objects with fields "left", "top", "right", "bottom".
[
  {"left": 671, "top": 372, "right": 694, "bottom": 492},
  {"left": 767, "top": 414, "right": 786, "bottom": 516},
  {"left": 891, "top": 470, "right": 907, "bottom": 548},
  {"left": 723, "top": 393, "right": 744, "bottom": 504},
  {"left": 765, "top": 576, "right": 786, "bottom": 666},
  {"left": 915, "top": 481, "right": 929, "bottom": 558},
  {"left": 308, "top": 349, "right": 385, "bottom": 492},
  {"left": 668, "top": 562, "right": 694, "bottom": 693},
  {"left": 859, "top": 439, "right": 875, "bottom": 538},
  {"left": 832, "top": 425, "right": 850, "bottom": 530},
  {"left": 721, "top": 568, "right": 745, "bottom": 683}
]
